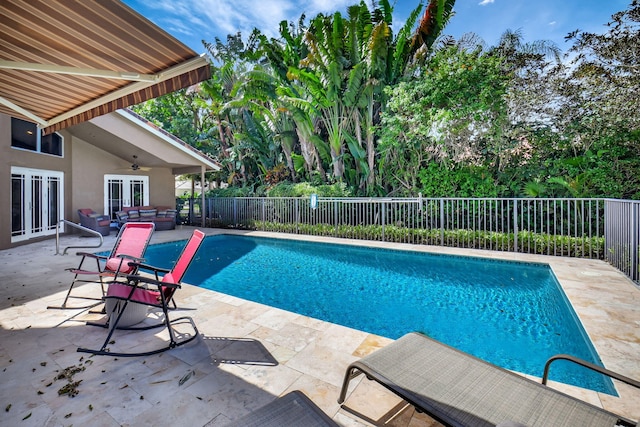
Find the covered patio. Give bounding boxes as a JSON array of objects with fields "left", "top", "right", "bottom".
[
  {"left": 0, "top": 229, "right": 638, "bottom": 426},
  {"left": 0, "top": 0, "right": 215, "bottom": 250}
]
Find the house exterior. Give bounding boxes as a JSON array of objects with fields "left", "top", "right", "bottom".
[
  {"left": 1, "top": 0, "right": 217, "bottom": 250},
  {"left": 1, "top": 109, "right": 219, "bottom": 250}
]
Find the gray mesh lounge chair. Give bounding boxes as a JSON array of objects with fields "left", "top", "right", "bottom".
[
  {"left": 225, "top": 391, "right": 338, "bottom": 427},
  {"left": 338, "top": 332, "right": 639, "bottom": 427}
]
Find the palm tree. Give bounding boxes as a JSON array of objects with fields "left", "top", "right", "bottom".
[{"left": 256, "top": 19, "right": 329, "bottom": 181}]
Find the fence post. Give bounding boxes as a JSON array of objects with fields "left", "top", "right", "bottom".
[
  {"left": 439, "top": 198, "right": 444, "bottom": 246},
  {"left": 513, "top": 198, "right": 518, "bottom": 253},
  {"left": 334, "top": 200, "right": 338, "bottom": 237},
  {"left": 382, "top": 201, "right": 386, "bottom": 241},
  {"left": 295, "top": 198, "right": 300, "bottom": 234},
  {"left": 632, "top": 202, "right": 639, "bottom": 282},
  {"left": 233, "top": 198, "right": 238, "bottom": 226}
]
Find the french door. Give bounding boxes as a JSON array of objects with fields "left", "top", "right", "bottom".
[
  {"left": 104, "top": 175, "right": 149, "bottom": 219},
  {"left": 11, "top": 167, "right": 64, "bottom": 242}
]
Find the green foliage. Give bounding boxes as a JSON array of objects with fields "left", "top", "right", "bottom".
[
  {"left": 417, "top": 164, "right": 501, "bottom": 197},
  {"left": 248, "top": 221, "right": 604, "bottom": 258},
  {"left": 266, "top": 181, "right": 352, "bottom": 197},
  {"left": 132, "top": 1, "right": 640, "bottom": 199},
  {"left": 206, "top": 187, "right": 255, "bottom": 197},
  {"left": 379, "top": 45, "right": 509, "bottom": 194}
]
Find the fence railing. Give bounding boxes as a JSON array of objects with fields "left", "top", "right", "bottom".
[
  {"left": 604, "top": 199, "right": 640, "bottom": 283},
  {"left": 176, "top": 197, "right": 639, "bottom": 284}
]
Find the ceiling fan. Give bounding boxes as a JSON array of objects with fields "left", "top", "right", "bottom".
[{"left": 119, "top": 155, "right": 152, "bottom": 172}]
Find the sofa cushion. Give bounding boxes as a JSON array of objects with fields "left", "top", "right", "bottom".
[
  {"left": 127, "top": 210, "right": 140, "bottom": 219},
  {"left": 156, "top": 210, "right": 168, "bottom": 218},
  {"left": 139, "top": 209, "right": 157, "bottom": 219}
]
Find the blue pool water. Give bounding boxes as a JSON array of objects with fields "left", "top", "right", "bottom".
[{"left": 139, "top": 234, "right": 615, "bottom": 394}]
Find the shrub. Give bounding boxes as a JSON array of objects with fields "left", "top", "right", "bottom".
[{"left": 246, "top": 221, "right": 604, "bottom": 259}]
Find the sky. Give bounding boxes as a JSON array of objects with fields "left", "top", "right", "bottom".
[{"left": 122, "top": 0, "right": 631, "bottom": 54}]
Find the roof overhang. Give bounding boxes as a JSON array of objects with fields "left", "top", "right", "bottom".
[
  {"left": 70, "top": 109, "right": 220, "bottom": 174},
  {"left": 0, "top": 0, "right": 211, "bottom": 134}
]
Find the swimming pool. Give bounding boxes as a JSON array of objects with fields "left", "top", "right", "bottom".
[{"left": 140, "top": 234, "right": 615, "bottom": 394}]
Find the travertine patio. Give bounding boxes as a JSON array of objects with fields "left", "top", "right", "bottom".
[{"left": 1, "top": 227, "right": 638, "bottom": 426}]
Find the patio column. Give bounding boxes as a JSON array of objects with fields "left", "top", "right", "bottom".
[{"left": 201, "top": 165, "right": 206, "bottom": 227}]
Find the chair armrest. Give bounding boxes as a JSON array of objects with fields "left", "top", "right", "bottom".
[
  {"left": 126, "top": 262, "right": 170, "bottom": 274},
  {"left": 125, "top": 274, "right": 180, "bottom": 289},
  {"left": 543, "top": 354, "right": 640, "bottom": 389},
  {"left": 76, "top": 252, "right": 107, "bottom": 260},
  {"left": 116, "top": 254, "right": 145, "bottom": 263},
  {"left": 88, "top": 213, "right": 109, "bottom": 221}
]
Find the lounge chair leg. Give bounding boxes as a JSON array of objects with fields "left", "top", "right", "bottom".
[{"left": 338, "top": 366, "right": 363, "bottom": 404}]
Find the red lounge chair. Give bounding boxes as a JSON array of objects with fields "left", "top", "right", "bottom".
[
  {"left": 49, "top": 222, "right": 155, "bottom": 309},
  {"left": 78, "top": 229, "right": 206, "bottom": 357}
]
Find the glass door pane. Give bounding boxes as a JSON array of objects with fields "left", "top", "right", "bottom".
[
  {"left": 11, "top": 174, "right": 25, "bottom": 237},
  {"left": 130, "top": 179, "right": 145, "bottom": 207},
  {"left": 48, "top": 177, "right": 60, "bottom": 231},
  {"left": 31, "top": 175, "right": 43, "bottom": 233},
  {"left": 107, "top": 179, "right": 124, "bottom": 219}
]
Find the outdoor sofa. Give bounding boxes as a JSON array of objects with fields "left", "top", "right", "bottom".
[{"left": 115, "top": 205, "right": 177, "bottom": 231}]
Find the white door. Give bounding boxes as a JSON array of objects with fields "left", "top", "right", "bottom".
[
  {"left": 11, "top": 167, "right": 64, "bottom": 242},
  {"left": 104, "top": 174, "right": 149, "bottom": 219}
]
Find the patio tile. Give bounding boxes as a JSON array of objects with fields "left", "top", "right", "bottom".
[
  {"left": 234, "top": 362, "right": 303, "bottom": 396},
  {"left": 125, "top": 390, "right": 219, "bottom": 427},
  {"left": 286, "top": 339, "right": 360, "bottom": 388},
  {"left": 196, "top": 312, "right": 261, "bottom": 339},
  {"left": 200, "top": 387, "right": 277, "bottom": 425},
  {"left": 251, "top": 306, "right": 300, "bottom": 330},
  {"left": 250, "top": 322, "right": 323, "bottom": 352},
  {"left": 314, "top": 323, "right": 368, "bottom": 354},
  {"left": 352, "top": 333, "right": 393, "bottom": 357},
  {"left": 1, "top": 403, "right": 56, "bottom": 427},
  {"left": 291, "top": 313, "right": 334, "bottom": 331},
  {"left": 341, "top": 378, "right": 407, "bottom": 424},
  {"left": 282, "top": 373, "right": 343, "bottom": 418},
  {"left": 182, "top": 364, "right": 255, "bottom": 401}
]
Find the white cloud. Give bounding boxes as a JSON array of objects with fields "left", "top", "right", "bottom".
[
  {"left": 138, "top": 0, "right": 356, "bottom": 41},
  {"left": 479, "top": 0, "right": 495, "bottom": 5}
]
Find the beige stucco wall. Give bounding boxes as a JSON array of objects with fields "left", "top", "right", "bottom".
[
  {"left": 1, "top": 113, "right": 179, "bottom": 250},
  {"left": 0, "top": 114, "right": 73, "bottom": 249},
  {"left": 71, "top": 137, "right": 176, "bottom": 220}
]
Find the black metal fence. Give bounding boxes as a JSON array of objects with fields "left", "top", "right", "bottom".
[
  {"left": 176, "top": 197, "right": 638, "bottom": 284},
  {"left": 604, "top": 199, "right": 640, "bottom": 283}
]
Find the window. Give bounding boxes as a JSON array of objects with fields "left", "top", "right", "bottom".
[{"left": 11, "top": 117, "right": 63, "bottom": 156}]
